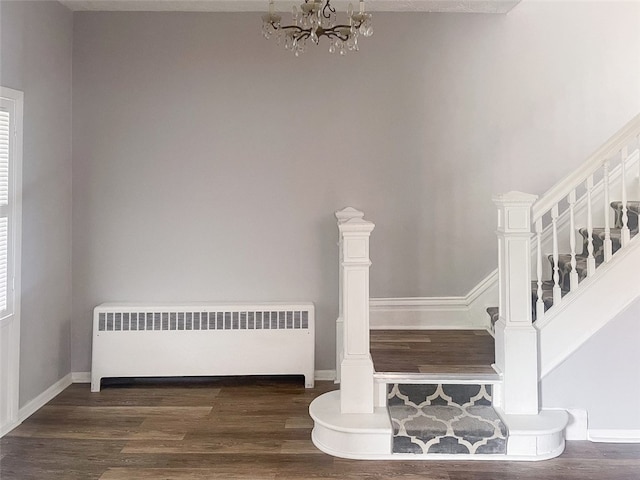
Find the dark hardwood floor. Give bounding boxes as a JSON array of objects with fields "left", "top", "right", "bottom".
[
  {"left": 2, "top": 375, "right": 640, "bottom": 479},
  {"left": 370, "top": 329, "right": 496, "bottom": 374}
]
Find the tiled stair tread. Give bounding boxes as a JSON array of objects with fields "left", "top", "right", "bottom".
[{"left": 389, "top": 384, "right": 507, "bottom": 455}]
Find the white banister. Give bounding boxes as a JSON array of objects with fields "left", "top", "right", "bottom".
[
  {"left": 621, "top": 146, "right": 630, "bottom": 247},
  {"left": 603, "top": 160, "right": 613, "bottom": 262},
  {"left": 334, "top": 207, "right": 365, "bottom": 384},
  {"left": 568, "top": 190, "right": 579, "bottom": 290},
  {"left": 493, "top": 191, "right": 539, "bottom": 415},
  {"left": 551, "top": 204, "right": 561, "bottom": 305},
  {"left": 586, "top": 175, "right": 596, "bottom": 277},
  {"left": 535, "top": 218, "right": 545, "bottom": 321},
  {"left": 336, "top": 207, "right": 375, "bottom": 414},
  {"left": 532, "top": 114, "right": 640, "bottom": 221}
]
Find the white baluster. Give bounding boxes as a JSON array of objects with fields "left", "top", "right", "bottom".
[
  {"left": 586, "top": 175, "right": 596, "bottom": 276},
  {"left": 568, "top": 190, "right": 579, "bottom": 290},
  {"left": 621, "top": 146, "right": 630, "bottom": 247},
  {"left": 603, "top": 160, "right": 612, "bottom": 262},
  {"left": 535, "top": 218, "right": 545, "bottom": 321},
  {"left": 551, "top": 204, "right": 562, "bottom": 305}
]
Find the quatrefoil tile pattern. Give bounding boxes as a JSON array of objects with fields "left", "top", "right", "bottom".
[{"left": 388, "top": 384, "right": 508, "bottom": 455}]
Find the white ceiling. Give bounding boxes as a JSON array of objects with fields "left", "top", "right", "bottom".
[{"left": 58, "top": 0, "right": 521, "bottom": 13}]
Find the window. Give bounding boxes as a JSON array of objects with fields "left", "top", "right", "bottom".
[
  {"left": 0, "top": 86, "right": 22, "bottom": 434},
  {"left": 0, "top": 89, "right": 22, "bottom": 318}
]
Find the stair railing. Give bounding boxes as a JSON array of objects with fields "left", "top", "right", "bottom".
[
  {"left": 531, "top": 114, "right": 640, "bottom": 323},
  {"left": 493, "top": 113, "right": 640, "bottom": 415},
  {"left": 335, "top": 207, "right": 375, "bottom": 413}
]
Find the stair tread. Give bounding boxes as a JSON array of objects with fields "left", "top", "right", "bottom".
[
  {"left": 375, "top": 371, "right": 501, "bottom": 384},
  {"left": 610, "top": 200, "right": 640, "bottom": 212}
]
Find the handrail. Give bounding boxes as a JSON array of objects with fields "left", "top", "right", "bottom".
[{"left": 532, "top": 113, "right": 640, "bottom": 221}]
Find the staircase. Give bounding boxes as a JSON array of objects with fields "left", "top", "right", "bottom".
[
  {"left": 310, "top": 114, "right": 640, "bottom": 461},
  {"left": 487, "top": 201, "right": 640, "bottom": 326}
]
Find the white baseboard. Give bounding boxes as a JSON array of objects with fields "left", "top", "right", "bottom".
[
  {"left": 73, "top": 370, "right": 337, "bottom": 384},
  {"left": 564, "top": 409, "right": 588, "bottom": 440},
  {"left": 370, "top": 271, "right": 498, "bottom": 330},
  {"left": 588, "top": 429, "right": 640, "bottom": 443},
  {"left": 72, "top": 371, "right": 91, "bottom": 383},
  {"left": 1, "top": 373, "right": 73, "bottom": 437},
  {"left": 19, "top": 373, "right": 72, "bottom": 422},
  {"left": 315, "top": 370, "right": 336, "bottom": 381}
]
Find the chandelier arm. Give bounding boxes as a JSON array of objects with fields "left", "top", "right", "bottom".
[
  {"left": 319, "top": 24, "right": 363, "bottom": 41},
  {"left": 322, "top": 0, "right": 337, "bottom": 19},
  {"left": 272, "top": 24, "right": 305, "bottom": 33}
]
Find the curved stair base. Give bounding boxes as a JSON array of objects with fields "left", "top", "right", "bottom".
[
  {"left": 310, "top": 390, "right": 569, "bottom": 461},
  {"left": 310, "top": 390, "right": 393, "bottom": 459}
]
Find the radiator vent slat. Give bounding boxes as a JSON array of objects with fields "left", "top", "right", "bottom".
[{"left": 97, "top": 308, "right": 312, "bottom": 332}]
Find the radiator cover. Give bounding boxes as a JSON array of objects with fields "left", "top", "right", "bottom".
[{"left": 91, "top": 302, "right": 315, "bottom": 392}]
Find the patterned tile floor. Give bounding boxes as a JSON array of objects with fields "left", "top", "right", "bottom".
[{"left": 388, "top": 384, "right": 507, "bottom": 455}]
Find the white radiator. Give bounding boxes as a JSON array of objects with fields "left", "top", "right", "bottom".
[{"left": 91, "top": 302, "right": 315, "bottom": 392}]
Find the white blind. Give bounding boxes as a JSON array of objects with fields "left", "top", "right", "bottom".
[
  {"left": 0, "top": 110, "right": 8, "bottom": 206},
  {"left": 0, "top": 105, "right": 11, "bottom": 313}
]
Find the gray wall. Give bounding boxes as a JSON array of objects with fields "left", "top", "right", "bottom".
[
  {"left": 542, "top": 297, "right": 640, "bottom": 431},
  {"left": 72, "top": 1, "right": 640, "bottom": 372},
  {"left": 0, "top": 0, "right": 73, "bottom": 407}
]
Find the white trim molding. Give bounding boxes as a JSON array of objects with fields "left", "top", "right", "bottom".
[
  {"left": 314, "top": 370, "right": 337, "bottom": 381},
  {"left": 72, "top": 370, "right": 335, "bottom": 383},
  {"left": 0, "top": 374, "right": 72, "bottom": 437},
  {"left": 0, "top": 86, "right": 24, "bottom": 438},
  {"left": 588, "top": 430, "right": 640, "bottom": 443},
  {"left": 370, "top": 270, "right": 497, "bottom": 330},
  {"left": 72, "top": 371, "right": 91, "bottom": 383}
]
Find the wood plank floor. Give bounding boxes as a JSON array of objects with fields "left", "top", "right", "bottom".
[
  {"left": 2, "top": 376, "right": 640, "bottom": 479},
  {"left": 370, "top": 330, "right": 496, "bottom": 374}
]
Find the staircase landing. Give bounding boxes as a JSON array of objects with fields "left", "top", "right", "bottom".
[
  {"left": 310, "top": 329, "right": 567, "bottom": 460},
  {"left": 370, "top": 329, "right": 496, "bottom": 375}
]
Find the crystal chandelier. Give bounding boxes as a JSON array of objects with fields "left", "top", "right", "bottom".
[{"left": 262, "top": 0, "right": 373, "bottom": 56}]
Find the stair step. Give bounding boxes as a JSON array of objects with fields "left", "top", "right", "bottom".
[
  {"left": 611, "top": 201, "right": 640, "bottom": 231},
  {"left": 375, "top": 372, "right": 501, "bottom": 385},
  {"left": 388, "top": 383, "right": 507, "bottom": 455}
]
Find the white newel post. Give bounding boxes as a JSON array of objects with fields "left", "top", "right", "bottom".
[
  {"left": 336, "top": 207, "right": 375, "bottom": 414},
  {"left": 334, "top": 207, "right": 365, "bottom": 384},
  {"left": 493, "top": 192, "right": 540, "bottom": 415}
]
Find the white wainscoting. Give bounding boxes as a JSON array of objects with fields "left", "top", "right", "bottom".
[{"left": 370, "top": 271, "right": 498, "bottom": 330}]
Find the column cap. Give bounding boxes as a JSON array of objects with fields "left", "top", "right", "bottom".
[
  {"left": 335, "top": 207, "right": 365, "bottom": 224},
  {"left": 339, "top": 217, "right": 375, "bottom": 234},
  {"left": 492, "top": 191, "right": 538, "bottom": 207}
]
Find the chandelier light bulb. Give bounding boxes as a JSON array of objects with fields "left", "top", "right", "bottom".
[{"left": 262, "top": 0, "right": 372, "bottom": 56}]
